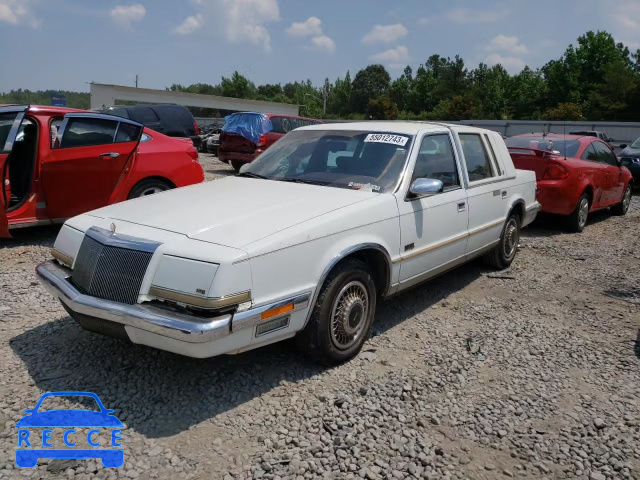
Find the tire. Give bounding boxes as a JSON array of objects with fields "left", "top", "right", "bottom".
[
  {"left": 484, "top": 213, "right": 521, "bottom": 270},
  {"left": 611, "top": 184, "right": 632, "bottom": 216},
  {"left": 128, "top": 179, "right": 172, "bottom": 199},
  {"left": 230, "top": 160, "right": 244, "bottom": 172},
  {"left": 296, "top": 259, "right": 377, "bottom": 365},
  {"left": 567, "top": 193, "right": 590, "bottom": 232}
]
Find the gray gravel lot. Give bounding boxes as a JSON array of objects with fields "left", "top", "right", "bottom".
[{"left": 0, "top": 153, "right": 638, "bottom": 479}]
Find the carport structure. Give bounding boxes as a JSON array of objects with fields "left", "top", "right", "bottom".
[{"left": 89, "top": 83, "right": 299, "bottom": 116}]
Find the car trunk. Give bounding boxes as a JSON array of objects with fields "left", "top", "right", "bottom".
[
  {"left": 219, "top": 132, "right": 257, "bottom": 154},
  {"left": 508, "top": 148, "right": 551, "bottom": 181}
]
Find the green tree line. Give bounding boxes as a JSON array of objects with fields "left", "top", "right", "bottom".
[{"left": 2, "top": 31, "right": 639, "bottom": 122}]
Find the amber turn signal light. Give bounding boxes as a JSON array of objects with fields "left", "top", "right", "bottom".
[{"left": 261, "top": 303, "right": 294, "bottom": 321}]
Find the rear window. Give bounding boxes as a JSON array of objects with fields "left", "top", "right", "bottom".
[
  {"left": 506, "top": 136, "right": 581, "bottom": 158},
  {"left": 270, "top": 116, "right": 321, "bottom": 134}
]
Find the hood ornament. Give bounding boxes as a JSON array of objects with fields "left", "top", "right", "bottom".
[{"left": 110, "top": 223, "right": 117, "bottom": 235}]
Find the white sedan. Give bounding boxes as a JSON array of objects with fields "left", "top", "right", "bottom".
[{"left": 38, "top": 122, "right": 540, "bottom": 364}]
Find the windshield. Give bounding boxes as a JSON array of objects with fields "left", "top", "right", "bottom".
[
  {"left": 506, "top": 136, "right": 580, "bottom": 158},
  {"left": 631, "top": 137, "right": 640, "bottom": 149},
  {"left": 243, "top": 130, "right": 414, "bottom": 193}
]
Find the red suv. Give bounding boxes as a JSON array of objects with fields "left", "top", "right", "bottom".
[{"left": 218, "top": 112, "right": 322, "bottom": 171}]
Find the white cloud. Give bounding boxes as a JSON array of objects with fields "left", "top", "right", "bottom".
[
  {"left": 609, "top": 1, "right": 640, "bottom": 50},
  {"left": 445, "top": 7, "right": 510, "bottom": 24},
  {"left": 309, "top": 35, "right": 335, "bottom": 53},
  {"left": 174, "top": 13, "right": 204, "bottom": 35},
  {"left": 286, "top": 15, "right": 335, "bottom": 53},
  {"left": 418, "top": 17, "right": 430, "bottom": 26},
  {"left": 486, "top": 34, "right": 528, "bottom": 54},
  {"left": 207, "top": 0, "right": 279, "bottom": 51},
  {"left": 371, "top": 45, "right": 410, "bottom": 68},
  {"left": 362, "top": 24, "right": 408, "bottom": 44},
  {"left": 286, "top": 16, "right": 323, "bottom": 37},
  {"left": 485, "top": 53, "right": 525, "bottom": 73},
  {"left": 110, "top": 4, "right": 146, "bottom": 29},
  {"left": 0, "top": 0, "right": 40, "bottom": 28}
]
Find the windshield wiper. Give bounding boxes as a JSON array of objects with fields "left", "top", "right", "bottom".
[
  {"left": 237, "top": 172, "right": 268, "bottom": 179},
  {"left": 279, "top": 178, "right": 328, "bottom": 186}
]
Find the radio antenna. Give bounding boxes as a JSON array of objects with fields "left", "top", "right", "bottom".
[{"left": 563, "top": 119, "right": 567, "bottom": 160}]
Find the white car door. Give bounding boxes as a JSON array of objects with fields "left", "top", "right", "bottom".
[
  {"left": 396, "top": 132, "right": 469, "bottom": 287},
  {"left": 458, "top": 131, "right": 508, "bottom": 256}
]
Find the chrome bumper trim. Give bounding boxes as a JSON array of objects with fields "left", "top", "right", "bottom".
[{"left": 36, "top": 261, "right": 231, "bottom": 343}]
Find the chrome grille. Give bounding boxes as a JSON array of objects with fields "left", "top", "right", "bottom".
[{"left": 71, "top": 227, "right": 159, "bottom": 305}]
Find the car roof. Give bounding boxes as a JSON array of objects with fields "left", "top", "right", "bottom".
[
  {"left": 26, "top": 105, "right": 87, "bottom": 115},
  {"left": 296, "top": 121, "right": 479, "bottom": 135}
]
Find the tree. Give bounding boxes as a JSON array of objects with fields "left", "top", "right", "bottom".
[
  {"left": 351, "top": 65, "right": 391, "bottom": 113},
  {"left": 219, "top": 71, "right": 255, "bottom": 99},
  {"left": 368, "top": 96, "right": 398, "bottom": 120},
  {"left": 543, "top": 102, "right": 583, "bottom": 121}
]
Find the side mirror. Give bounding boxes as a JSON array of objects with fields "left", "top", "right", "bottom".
[
  {"left": 619, "top": 144, "right": 628, "bottom": 149},
  {"left": 409, "top": 178, "right": 444, "bottom": 197}
]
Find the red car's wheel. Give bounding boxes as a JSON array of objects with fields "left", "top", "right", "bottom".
[
  {"left": 611, "top": 184, "right": 632, "bottom": 216},
  {"left": 567, "top": 193, "right": 590, "bottom": 233},
  {"left": 128, "top": 179, "right": 172, "bottom": 199}
]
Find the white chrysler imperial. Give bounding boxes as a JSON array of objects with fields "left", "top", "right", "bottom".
[{"left": 38, "top": 122, "right": 540, "bottom": 364}]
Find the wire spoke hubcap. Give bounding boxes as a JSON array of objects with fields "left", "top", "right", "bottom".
[
  {"left": 330, "top": 281, "right": 369, "bottom": 350},
  {"left": 578, "top": 198, "right": 589, "bottom": 228},
  {"left": 503, "top": 218, "right": 519, "bottom": 259}
]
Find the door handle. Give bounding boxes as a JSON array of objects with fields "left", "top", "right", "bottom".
[
  {"left": 457, "top": 202, "right": 466, "bottom": 212},
  {"left": 99, "top": 152, "right": 120, "bottom": 158},
  {"left": 501, "top": 190, "right": 508, "bottom": 199}
]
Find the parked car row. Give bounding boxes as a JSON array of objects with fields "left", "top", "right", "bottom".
[{"left": 1, "top": 104, "right": 634, "bottom": 365}]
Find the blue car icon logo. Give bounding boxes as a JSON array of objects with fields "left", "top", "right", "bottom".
[{"left": 16, "top": 391, "right": 124, "bottom": 468}]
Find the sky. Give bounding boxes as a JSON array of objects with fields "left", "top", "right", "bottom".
[{"left": 1, "top": 0, "right": 639, "bottom": 93}]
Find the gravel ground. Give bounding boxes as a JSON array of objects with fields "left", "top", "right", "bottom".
[{"left": 0, "top": 153, "right": 638, "bottom": 480}]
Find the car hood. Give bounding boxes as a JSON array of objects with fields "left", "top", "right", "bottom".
[
  {"left": 619, "top": 146, "right": 640, "bottom": 158},
  {"left": 88, "top": 177, "right": 379, "bottom": 249}
]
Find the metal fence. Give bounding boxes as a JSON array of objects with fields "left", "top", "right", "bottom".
[{"left": 195, "top": 117, "right": 640, "bottom": 145}]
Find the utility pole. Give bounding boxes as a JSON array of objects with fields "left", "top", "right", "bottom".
[{"left": 135, "top": 74, "right": 139, "bottom": 88}]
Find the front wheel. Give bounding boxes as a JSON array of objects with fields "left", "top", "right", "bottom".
[
  {"left": 128, "top": 179, "right": 172, "bottom": 199},
  {"left": 611, "top": 184, "right": 632, "bottom": 216},
  {"left": 567, "top": 193, "right": 590, "bottom": 232},
  {"left": 296, "top": 259, "right": 376, "bottom": 365},
  {"left": 484, "top": 213, "right": 521, "bottom": 269}
]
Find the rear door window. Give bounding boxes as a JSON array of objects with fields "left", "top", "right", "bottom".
[
  {"left": 59, "top": 118, "right": 141, "bottom": 148},
  {"left": 129, "top": 107, "right": 159, "bottom": 124},
  {"left": 459, "top": 134, "right": 496, "bottom": 182},
  {"left": 592, "top": 141, "right": 617, "bottom": 166},
  {"left": 581, "top": 144, "right": 599, "bottom": 161}
]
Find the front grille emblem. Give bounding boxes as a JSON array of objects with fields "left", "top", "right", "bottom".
[{"left": 110, "top": 223, "right": 117, "bottom": 235}]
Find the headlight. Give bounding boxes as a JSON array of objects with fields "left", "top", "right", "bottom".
[
  {"left": 52, "top": 225, "right": 85, "bottom": 267},
  {"left": 149, "top": 255, "right": 251, "bottom": 310}
]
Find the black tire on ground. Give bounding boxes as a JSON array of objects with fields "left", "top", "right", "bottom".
[
  {"left": 484, "top": 212, "right": 521, "bottom": 270},
  {"left": 567, "top": 193, "right": 590, "bottom": 232},
  {"left": 611, "top": 184, "right": 632, "bottom": 216},
  {"left": 230, "top": 160, "right": 244, "bottom": 172},
  {"left": 128, "top": 179, "right": 172, "bottom": 200},
  {"left": 296, "top": 258, "right": 377, "bottom": 365}
]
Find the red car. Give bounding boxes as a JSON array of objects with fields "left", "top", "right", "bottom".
[
  {"left": 506, "top": 133, "right": 633, "bottom": 232},
  {"left": 0, "top": 105, "right": 204, "bottom": 238},
  {"left": 218, "top": 112, "right": 322, "bottom": 171}
]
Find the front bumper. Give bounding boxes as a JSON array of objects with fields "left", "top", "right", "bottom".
[
  {"left": 523, "top": 201, "right": 542, "bottom": 227},
  {"left": 36, "top": 261, "right": 310, "bottom": 358}
]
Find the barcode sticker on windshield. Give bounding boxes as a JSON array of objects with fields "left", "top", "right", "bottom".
[{"left": 364, "top": 133, "right": 409, "bottom": 147}]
